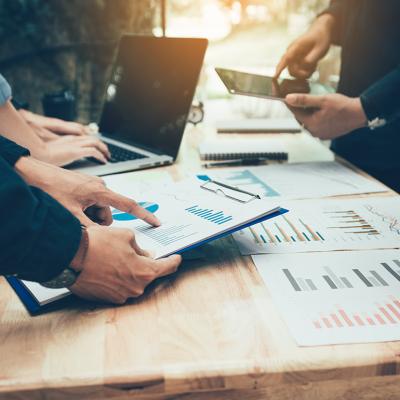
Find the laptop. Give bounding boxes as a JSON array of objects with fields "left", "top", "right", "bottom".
[{"left": 69, "top": 35, "right": 208, "bottom": 176}]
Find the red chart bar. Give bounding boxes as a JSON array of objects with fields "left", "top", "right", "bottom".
[
  {"left": 379, "top": 307, "right": 396, "bottom": 324},
  {"left": 313, "top": 321, "right": 322, "bottom": 329},
  {"left": 322, "top": 317, "right": 333, "bottom": 328},
  {"left": 392, "top": 298, "right": 400, "bottom": 310},
  {"left": 330, "top": 313, "right": 343, "bottom": 328},
  {"left": 386, "top": 304, "right": 400, "bottom": 322},
  {"left": 375, "top": 313, "right": 386, "bottom": 325},
  {"left": 353, "top": 315, "right": 365, "bottom": 326},
  {"left": 366, "top": 317, "right": 376, "bottom": 326},
  {"left": 339, "top": 309, "right": 354, "bottom": 327}
]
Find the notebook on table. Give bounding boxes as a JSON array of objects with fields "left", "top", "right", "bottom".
[
  {"left": 199, "top": 139, "right": 288, "bottom": 161},
  {"left": 216, "top": 118, "right": 301, "bottom": 134}
]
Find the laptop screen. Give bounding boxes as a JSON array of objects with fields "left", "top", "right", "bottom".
[{"left": 99, "top": 36, "right": 208, "bottom": 159}]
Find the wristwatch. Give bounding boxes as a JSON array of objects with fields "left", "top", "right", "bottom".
[
  {"left": 41, "top": 267, "right": 80, "bottom": 289},
  {"left": 41, "top": 225, "right": 89, "bottom": 289}
]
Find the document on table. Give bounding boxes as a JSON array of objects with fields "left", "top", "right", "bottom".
[
  {"left": 234, "top": 197, "right": 400, "bottom": 255},
  {"left": 253, "top": 250, "right": 400, "bottom": 346},
  {"left": 111, "top": 178, "right": 282, "bottom": 259},
  {"left": 200, "top": 161, "right": 387, "bottom": 200}
]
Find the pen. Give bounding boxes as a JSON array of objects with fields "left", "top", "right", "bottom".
[{"left": 203, "top": 158, "right": 270, "bottom": 168}]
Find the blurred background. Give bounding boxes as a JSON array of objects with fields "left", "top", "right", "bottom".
[{"left": 0, "top": 0, "right": 340, "bottom": 122}]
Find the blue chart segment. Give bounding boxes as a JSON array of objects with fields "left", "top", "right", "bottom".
[
  {"left": 186, "top": 205, "right": 233, "bottom": 225},
  {"left": 112, "top": 202, "right": 159, "bottom": 221}
]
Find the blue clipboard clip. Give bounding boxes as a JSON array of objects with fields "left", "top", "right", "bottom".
[{"left": 200, "top": 179, "right": 261, "bottom": 204}]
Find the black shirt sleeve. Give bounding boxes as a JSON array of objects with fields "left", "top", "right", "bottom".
[
  {"left": 320, "top": 0, "right": 345, "bottom": 46},
  {"left": 360, "top": 65, "right": 400, "bottom": 125},
  {"left": 0, "top": 135, "right": 30, "bottom": 166},
  {"left": 0, "top": 155, "right": 82, "bottom": 282}
]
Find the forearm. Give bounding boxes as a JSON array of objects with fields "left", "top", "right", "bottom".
[
  {"left": 318, "top": 0, "right": 344, "bottom": 46},
  {"left": 0, "top": 156, "right": 82, "bottom": 282},
  {"left": 0, "top": 100, "right": 48, "bottom": 160}
]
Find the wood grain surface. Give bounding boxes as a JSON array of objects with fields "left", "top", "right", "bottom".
[{"left": 1, "top": 119, "right": 399, "bottom": 400}]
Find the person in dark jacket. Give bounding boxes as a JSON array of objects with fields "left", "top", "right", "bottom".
[{"left": 275, "top": 0, "right": 400, "bottom": 192}]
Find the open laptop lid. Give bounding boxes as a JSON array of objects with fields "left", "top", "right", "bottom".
[{"left": 99, "top": 35, "right": 208, "bottom": 159}]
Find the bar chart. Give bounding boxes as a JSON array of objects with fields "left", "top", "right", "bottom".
[
  {"left": 200, "top": 162, "right": 387, "bottom": 200},
  {"left": 185, "top": 205, "right": 233, "bottom": 225},
  {"left": 252, "top": 250, "right": 400, "bottom": 345},
  {"left": 312, "top": 296, "right": 400, "bottom": 329},
  {"left": 282, "top": 259, "right": 400, "bottom": 292},
  {"left": 234, "top": 197, "right": 400, "bottom": 255}
]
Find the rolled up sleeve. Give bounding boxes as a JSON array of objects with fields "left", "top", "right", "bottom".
[
  {"left": 0, "top": 74, "right": 12, "bottom": 106},
  {"left": 319, "top": 0, "right": 345, "bottom": 46}
]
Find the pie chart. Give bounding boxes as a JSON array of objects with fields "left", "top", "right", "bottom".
[{"left": 112, "top": 202, "right": 159, "bottom": 221}]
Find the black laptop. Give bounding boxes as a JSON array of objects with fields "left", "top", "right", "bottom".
[{"left": 70, "top": 35, "right": 208, "bottom": 176}]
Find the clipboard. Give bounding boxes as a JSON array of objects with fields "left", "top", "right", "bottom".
[
  {"left": 7, "top": 206, "right": 287, "bottom": 316},
  {"left": 7, "top": 177, "right": 288, "bottom": 316}
]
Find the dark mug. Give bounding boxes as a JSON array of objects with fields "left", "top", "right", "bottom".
[{"left": 42, "top": 90, "right": 76, "bottom": 121}]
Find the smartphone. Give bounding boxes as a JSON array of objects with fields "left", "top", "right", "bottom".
[{"left": 215, "top": 68, "right": 333, "bottom": 101}]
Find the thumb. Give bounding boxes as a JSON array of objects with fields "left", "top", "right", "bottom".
[{"left": 285, "top": 94, "right": 323, "bottom": 109}]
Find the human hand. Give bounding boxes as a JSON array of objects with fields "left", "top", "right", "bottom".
[
  {"left": 44, "top": 135, "right": 111, "bottom": 166},
  {"left": 25, "top": 119, "right": 60, "bottom": 142},
  {"left": 69, "top": 225, "right": 182, "bottom": 304},
  {"left": 14, "top": 157, "right": 161, "bottom": 227},
  {"left": 275, "top": 14, "right": 335, "bottom": 79},
  {"left": 285, "top": 93, "right": 367, "bottom": 140},
  {"left": 19, "top": 109, "right": 90, "bottom": 136}
]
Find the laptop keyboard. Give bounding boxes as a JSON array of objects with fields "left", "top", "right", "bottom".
[{"left": 107, "top": 143, "right": 148, "bottom": 164}]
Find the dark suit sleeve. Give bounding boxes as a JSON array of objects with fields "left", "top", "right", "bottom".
[
  {"left": 319, "top": 0, "right": 345, "bottom": 46},
  {"left": 360, "top": 65, "right": 400, "bottom": 125},
  {"left": 0, "top": 140, "right": 82, "bottom": 282},
  {"left": 0, "top": 135, "right": 30, "bottom": 166}
]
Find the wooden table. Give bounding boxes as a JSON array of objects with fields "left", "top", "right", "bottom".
[{"left": 1, "top": 115, "right": 399, "bottom": 400}]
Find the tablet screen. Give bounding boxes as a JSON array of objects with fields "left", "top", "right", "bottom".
[{"left": 216, "top": 68, "right": 332, "bottom": 100}]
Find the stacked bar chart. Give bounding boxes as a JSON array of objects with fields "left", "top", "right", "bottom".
[
  {"left": 233, "top": 198, "right": 400, "bottom": 255},
  {"left": 252, "top": 250, "right": 400, "bottom": 345},
  {"left": 324, "top": 210, "right": 380, "bottom": 235},
  {"left": 185, "top": 205, "right": 233, "bottom": 225}
]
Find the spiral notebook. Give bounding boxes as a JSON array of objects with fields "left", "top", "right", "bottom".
[{"left": 199, "top": 139, "right": 288, "bottom": 161}]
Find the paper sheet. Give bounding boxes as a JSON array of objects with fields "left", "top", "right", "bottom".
[
  {"left": 234, "top": 197, "right": 400, "bottom": 255},
  {"left": 202, "top": 161, "right": 387, "bottom": 200},
  {"left": 253, "top": 250, "right": 400, "bottom": 346}
]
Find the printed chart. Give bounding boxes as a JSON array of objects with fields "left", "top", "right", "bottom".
[
  {"left": 199, "top": 161, "right": 387, "bottom": 200},
  {"left": 110, "top": 178, "right": 281, "bottom": 259},
  {"left": 253, "top": 250, "right": 400, "bottom": 345},
  {"left": 234, "top": 197, "right": 400, "bottom": 254}
]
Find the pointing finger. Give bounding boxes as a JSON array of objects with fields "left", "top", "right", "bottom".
[
  {"left": 274, "top": 55, "right": 289, "bottom": 78},
  {"left": 102, "top": 191, "right": 161, "bottom": 227}
]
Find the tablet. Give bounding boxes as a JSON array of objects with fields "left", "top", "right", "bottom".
[{"left": 216, "top": 68, "right": 333, "bottom": 101}]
